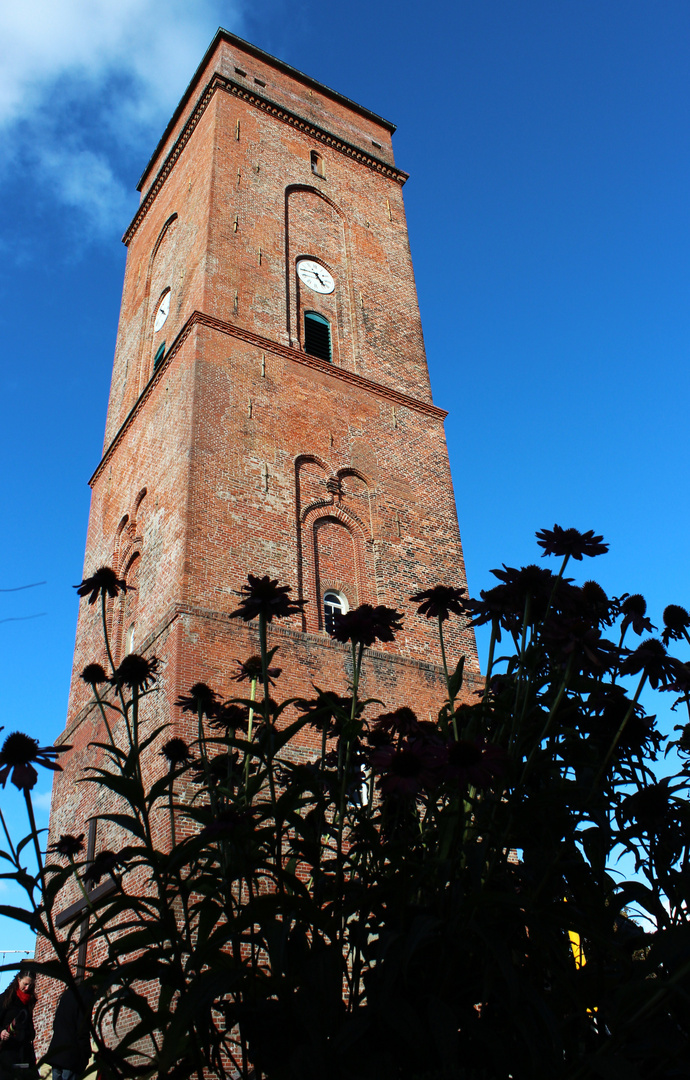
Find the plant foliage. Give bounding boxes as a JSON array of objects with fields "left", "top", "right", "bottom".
[{"left": 2, "top": 527, "right": 690, "bottom": 1079}]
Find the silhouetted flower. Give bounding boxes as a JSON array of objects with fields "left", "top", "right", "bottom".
[
  {"left": 543, "top": 617, "right": 615, "bottom": 674},
  {"left": 193, "top": 752, "right": 240, "bottom": 787},
  {"left": 0, "top": 732, "right": 69, "bottom": 791},
  {"left": 176, "top": 683, "right": 219, "bottom": 718},
  {"left": 619, "top": 594, "right": 654, "bottom": 637},
  {"left": 74, "top": 567, "right": 128, "bottom": 605},
  {"left": 579, "top": 581, "right": 613, "bottom": 627},
  {"left": 617, "top": 781, "right": 678, "bottom": 836},
  {"left": 662, "top": 661, "right": 690, "bottom": 696},
  {"left": 296, "top": 691, "right": 355, "bottom": 735},
  {"left": 331, "top": 603, "right": 403, "bottom": 646},
  {"left": 230, "top": 574, "right": 307, "bottom": 623},
  {"left": 160, "top": 738, "right": 193, "bottom": 768},
  {"left": 211, "top": 703, "right": 250, "bottom": 735},
  {"left": 441, "top": 739, "right": 507, "bottom": 789},
  {"left": 468, "top": 564, "right": 559, "bottom": 634},
  {"left": 536, "top": 525, "right": 608, "bottom": 561},
  {"left": 371, "top": 738, "right": 440, "bottom": 796},
  {"left": 465, "top": 587, "right": 517, "bottom": 642},
  {"left": 80, "top": 664, "right": 109, "bottom": 686},
  {"left": 657, "top": 661, "right": 690, "bottom": 713},
  {"left": 111, "top": 654, "right": 159, "bottom": 691},
  {"left": 49, "top": 834, "right": 85, "bottom": 859},
  {"left": 112, "top": 653, "right": 159, "bottom": 691},
  {"left": 370, "top": 708, "right": 422, "bottom": 742},
  {"left": 410, "top": 585, "right": 467, "bottom": 622},
  {"left": 619, "top": 638, "right": 682, "bottom": 690},
  {"left": 231, "top": 655, "right": 282, "bottom": 684},
  {"left": 661, "top": 604, "right": 690, "bottom": 647},
  {"left": 83, "top": 850, "right": 128, "bottom": 887},
  {"left": 585, "top": 686, "right": 659, "bottom": 755},
  {"left": 672, "top": 723, "right": 690, "bottom": 754},
  {"left": 488, "top": 673, "right": 514, "bottom": 698}
]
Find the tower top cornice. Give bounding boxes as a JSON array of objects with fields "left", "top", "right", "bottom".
[
  {"left": 136, "top": 27, "right": 397, "bottom": 195},
  {"left": 123, "top": 71, "right": 408, "bottom": 246}
]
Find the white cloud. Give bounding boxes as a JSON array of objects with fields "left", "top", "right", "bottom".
[
  {"left": 0, "top": 0, "right": 243, "bottom": 128},
  {"left": 38, "top": 145, "right": 135, "bottom": 235},
  {"left": 32, "top": 790, "right": 53, "bottom": 812},
  {"left": 0, "top": 0, "right": 245, "bottom": 239}
]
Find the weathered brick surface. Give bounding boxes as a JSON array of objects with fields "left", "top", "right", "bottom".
[{"left": 38, "top": 30, "right": 481, "bottom": 1053}]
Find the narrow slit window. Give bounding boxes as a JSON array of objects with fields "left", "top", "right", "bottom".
[
  {"left": 304, "top": 312, "right": 331, "bottom": 362},
  {"left": 324, "top": 591, "right": 345, "bottom": 634},
  {"left": 153, "top": 342, "right": 166, "bottom": 370},
  {"left": 310, "top": 150, "right": 324, "bottom": 177}
]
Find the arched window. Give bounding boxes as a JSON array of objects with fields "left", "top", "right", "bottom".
[
  {"left": 324, "top": 590, "right": 347, "bottom": 634},
  {"left": 304, "top": 312, "right": 331, "bottom": 363},
  {"left": 124, "top": 623, "right": 135, "bottom": 655},
  {"left": 310, "top": 150, "right": 324, "bottom": 177},
  {"left": 153, "top": 342, "right": 166, "bottom": 370}
]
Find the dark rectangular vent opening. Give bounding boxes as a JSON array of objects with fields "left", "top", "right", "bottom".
[
  {"left": 234, "top": 67, "right": 247, "bottom": 76},
  {"left": 372, "top": 140, "right": 382, "bottom": 149},
  {"left": 304, "top": 313, "right": 331, "bottom": 363},
  {"left": 254, "top": 78, "right": 266, "bottom": 87}
]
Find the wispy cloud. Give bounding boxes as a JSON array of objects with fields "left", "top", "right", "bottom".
[
  {"left": 32, "top": 789, "right": 53, "bottom": 812},
  {"left": 0, "top": 0, "right": 244, "bottom": 241}
]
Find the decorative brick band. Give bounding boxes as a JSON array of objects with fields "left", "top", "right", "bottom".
[
  {"left": 90, "top": 311, "right": 448, "bottom": 486},
  {"left": 123, "top": 73, "right": 408, "bottom": 247}
]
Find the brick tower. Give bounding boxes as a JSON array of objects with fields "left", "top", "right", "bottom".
[{"left": 46, "top": 29, "right": 480, "bottom": 867}]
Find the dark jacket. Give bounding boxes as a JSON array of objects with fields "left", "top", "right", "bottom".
[
  {"left": 0, "top": 989, "right": 36, "bottom": 1066},
  {"left": 44, "top": 986, "right": 92, "bottom": 1075}
]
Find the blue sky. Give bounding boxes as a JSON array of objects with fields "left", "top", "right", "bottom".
[{"left": 0, "top": 0, "right": 689, "bottom": 964}]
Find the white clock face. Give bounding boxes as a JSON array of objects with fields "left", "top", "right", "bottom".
[
  {"left": 296, "top": 259, "right": 335, "bottom": 295},
  {"left": 154, "top": 290, "right": 170, "bottom": 332}
]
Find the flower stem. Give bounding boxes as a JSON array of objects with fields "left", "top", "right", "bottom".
[
  {"left": 101, "top": 592, "right": 127, "bottom": 718},
  {"left": 519, "top": 653, "right": 573, "bottom": 782},
  {"left": 593, "top": 671, "right": 647, "bottom": 788},
  {"left": 244, "top": 676, "right": 257, "bottom": 801},
  {"left": 540, "top": 552, "right": 570, "bottom": 629},
  {"left": 23, "top": 788, "right": 45, "bottom": 897},
  {"left": 259, "top": 613, "right": 270, "bottom": 722},
  {"left": 438, "top": 616, "right": 459, "bottom": 740},
  {"left": 93, "top": 686, "right": 116, "bottom": 746},
  {"left": 482, "top": 620, "right": 498, "bottom": 704}
]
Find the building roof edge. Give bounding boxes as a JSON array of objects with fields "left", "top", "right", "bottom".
[{"left": 137, "top": 27, "right": 397, "bottom": 193}]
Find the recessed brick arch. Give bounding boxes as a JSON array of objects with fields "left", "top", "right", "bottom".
[
  {"left": 109, "top": 498, "right": 145, "bottom": 658},
  {"left": 294, "top": 454, "right": 329, "bottom": 518},
  {"left": 284, "top": 185, "right": 358, "bottom": 367},
  {"left": 136, "top": 213, "right": 179, "bottom": 395},
  {"left": 112, "top": 550, "right": 141, "bottom": 661},
  {"left": 133, "top": 486, "right": 148, "bottom": 515},
  {"left": 299, "top": 503, "right": 374, "bottom": 633},
  {"left": 336, "top": 467, "right": 376, "bottom": 536}
]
